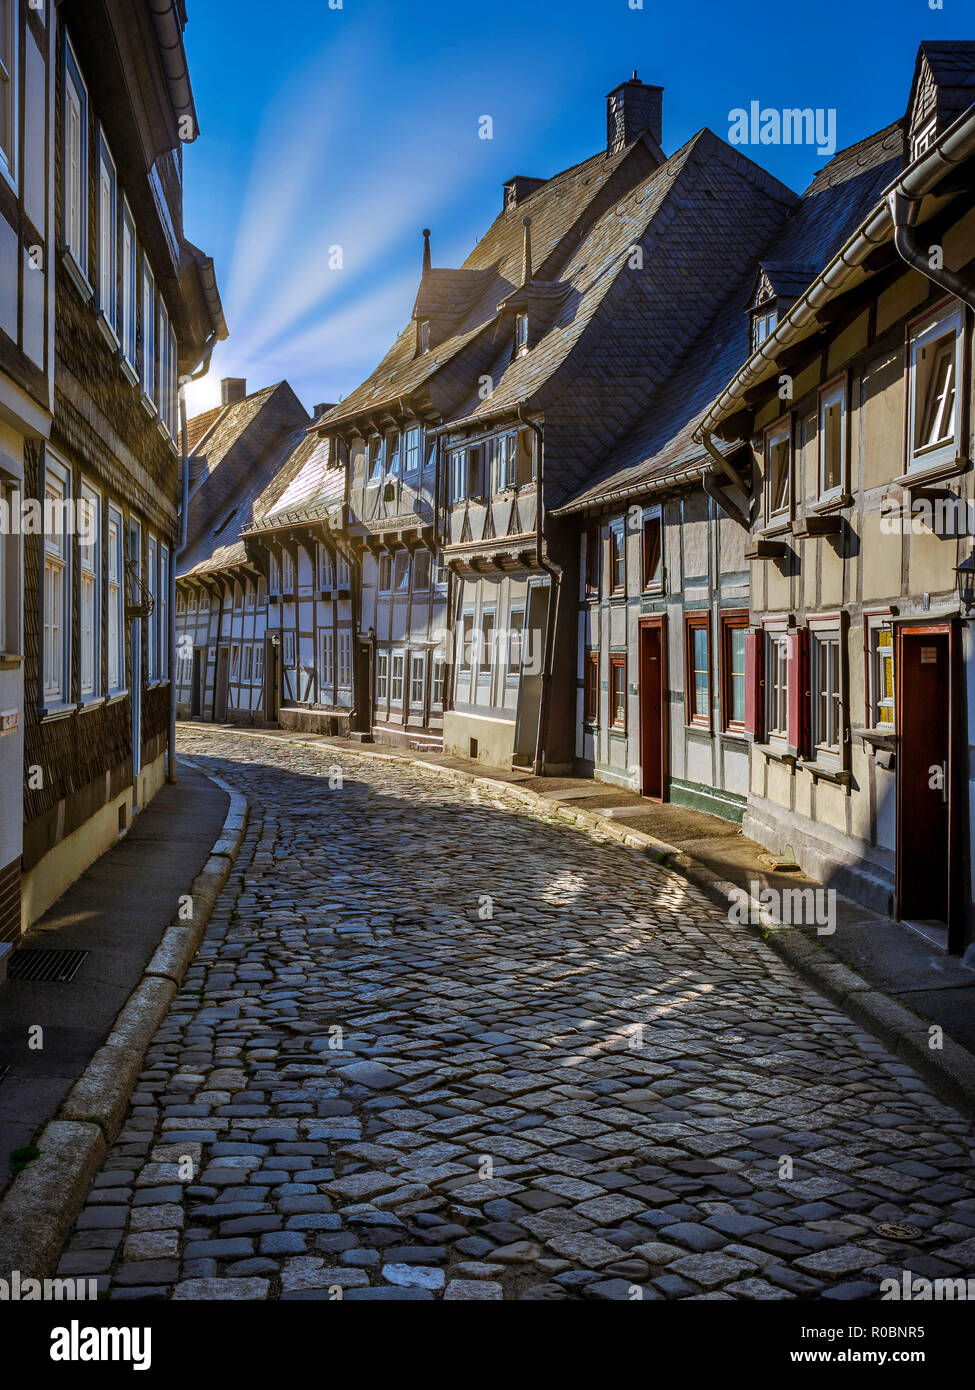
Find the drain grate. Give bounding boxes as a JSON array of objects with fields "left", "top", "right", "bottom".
[{"left": 8, "top": 949, "right": 89, "bottom": 982}]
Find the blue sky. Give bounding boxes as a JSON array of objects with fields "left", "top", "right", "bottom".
[{"left": 181, "top": 0, "right": 949, "bottom": 417}]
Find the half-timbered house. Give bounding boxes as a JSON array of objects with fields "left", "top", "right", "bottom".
[
  {"left": 18, "top": 1, "right": 224, "bottom": 928},
  {"left": 695, "top": 43, "right": 975, "bottom": 952}
]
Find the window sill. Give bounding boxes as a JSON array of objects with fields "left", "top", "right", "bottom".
[
  {"left": 720, "top": 726, "right": 748, "bottom": 742},
  {"left": 755, "top": 741, "right": 796, "bottom": 767},
  {"left": 95, "top": 312, "right": 119, "bottom": 351},
  {"left": 120, "top": 354, "right": 139, "bottom": 388},
  {"left": 146, "top": 680, "right": 170, "bottom": 691},
  {"left": 811, "top": 491, "right": 852, "bottom": 514},
  {"left": 796, "top": 758, "right": 851, "bottom": 788},
  {"left": 686, "top": 719, "right": 712, "bottom": 733},
  {"left": 854, "top": 726, "right": 896, "bottom": 751},
  {"left": 59, "top": 246, "right": 94, "bottom": 304},
  {"left": 106, "top": 689, "right": 128, "bottom": 705},
  {"left": 0, "top": 651, "right": 24, "bottom": 669},
  {"left": 77, "top": 695, "right": 106, "bottom": 714},
  {"left": 642, "top": 584, "right": 665, "bottom": 597},
  {"left": 140, "top": 392, "right": 158, "bottom": 419},
  {"left": 608, "top": 725, "right": 627, "bottom": 736},
  {"left": 895, "top": 455, "right": 968, "bottom": 489},
  {"left": 762, "top": 517, "right": 792, "bottom": 537},
  {"left": 39, "top": 700, "right": 76, "bottom": 723}
]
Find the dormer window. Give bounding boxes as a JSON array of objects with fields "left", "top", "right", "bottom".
[
  {"left": 417, "top": 318, "right": 431, "bottom": 354},
  {"left": 515, "top": 312, "right": 529, "bottom": 357},
  {"left": 753, "top": 305, "right": 777, "bottom": 351}
]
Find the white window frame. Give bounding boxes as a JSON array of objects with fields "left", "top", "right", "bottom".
[
  {"left": 390, "top": 650, "right": 405, "bottom": 706},
  {"left": 412, "top": 549, "right": 430, "bottom": 591},
  {"left": 818, "top": 379, "right": 847, "bottom": 502},
  {"left": 96, "top": 130, "right": 118, "bottom": 338},
  {"left": 269, "top": 553, "right": 280, "bottom": 594},
  {"left": 42, "top": 451, "right": 72, "bottom": 708},
  {"left": 514, "top": 312, "right": 529, "bottom": 356},
  {"left": 254, "top": 642, "right": 264, "bottom": 684},
  {"left": 867, "top": 616, "right": 895, "bottom": 732},
  {"left": 912, "top": 117, "right": 936, "bottom": 161},
  {"left": 282, "top": 630, "right": 295, "bottom": 667},
  {"left": 907, "top": 303, "right": 964, "bottom": 473},
  {"left": 368, "top": 436, "right": 384, "bottom": 482},
  {"left": 432, "top": 655, "right": 445, "bottom": 707},
  {"left": 0, "top": 0, "right": 18, "bottom": 191},
  {"left": 158, "top": 543, "right": 169, "bottom": 681},
  {"left": 146, "top": 534, "right": 158, "bottom": 681},
  {"left": 507, "top": 608, "right": 524, "bottom": 680},
  {"left": 337, "top": 555, "right": 350, "bottom": 588},
  {"left": 404, "top": 427, "right": 421, "bottom": 476},
  {"left": 458, "top": 611, "right": 475, "bottom": 677},
  {"left": 376, "top": 650, "right": 389, "bottom": 702},
  {"left": 478, "top": 608, "right": 496, "bottom": 687},
  {"left": 449, "top": 448, "right": 467, "bottom": 503},
  {"left": 107, "top": 504, "right": 124, "bottom": 694},
  {"left": 242, "top": 644, "right": 253, "bottom": 683},
  {"left": 319, "top": 628, "right": 334, "bottom": 690},
  {"left": 393, "top": 551, "right": 410, "bottom": 593},
  {"left": 385, "top": 429, "right": 401, "bottom": 478},
  {"left": 158, "top": 297, "right": 172, "bottom": 437},
  {"left": 337, "top": 630, "right": 352, "bottom": 689},
  {"left": 409, "top": 650, "right": 426, "bottom": 708},
  {"left": 317, "top": 545, "right": 333, "bottom": 591},
  {"left": 752, "top": 305, "right": 777, "bottom": 351},
  {"left": 281, "top": 549, "right": 295, "bottom": 593},
  {"left": 229, "top": 642, "right": 240, "bottom": 682},
  {"left": 63, "top": 37, "right": 88, "bottom": 272},
  {"left": 764, "top": 418, "right": 792, "bottom": 524},
  {"left": 121, "top": 198, "right": 138, "bottom": 373},
  {"left": 810, "top": 625, "right": 842, "bottom": 765},
  {"left": 377, "top": 553, "right": 392, "bottom": 593},
  {"left": 78, "top": 481, "right": 101, "bottom": 700},
  {"left": 141, "top": 256, "right": 156, "bottom": 406},
  {"left": 764, "top": 630, "right": 790, "bottom": 745}
]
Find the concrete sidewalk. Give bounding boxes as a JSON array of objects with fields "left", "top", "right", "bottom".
[
  {"left": 0, "top": 762, "right": 229, "bottom": 1194},
  {"left": 190, "top": 721, "right": 975, "bottom": 1062}
]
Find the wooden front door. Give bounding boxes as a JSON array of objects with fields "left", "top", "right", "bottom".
[
  {"left": 639, "top": 618, "right": 667, "bottom": 801},
  {"left": 896, "top": 626, "right": 953, "bottom": 930},
  {"left": 191, "top": 649, "right": 203, "bottom": 717},
  {"left": 214, "top": 647, "right": 229, "bottom": 723}
]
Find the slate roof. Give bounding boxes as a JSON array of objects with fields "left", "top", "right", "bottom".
[
  {"left": 321, "top": 137, "right": 660, "bottom": 427},
  {"left": 556, "top": 122, "right": 907, "bottom": 513},
  {"left": 178, "top": 382, "right": 310, "bottom": 579},
  {"left": 243, "top": 431, "right": 347, "bottom": 535},
  {"left": 910, "top": 40, "right": 975, "bottom": 127}
]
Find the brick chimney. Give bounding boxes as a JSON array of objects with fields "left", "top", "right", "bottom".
[
  {"left": 606, "top": 72, "right": 663, "bottom": 155},
  {"left": 313, "top": 402, "right": 336, "bottom": 419},
  {"left": 221, "top": 377, "right": 247, "bottom": 405}
]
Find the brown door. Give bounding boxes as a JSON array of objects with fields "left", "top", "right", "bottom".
[
  {"left": 639, "top": 618, "right": 667, "bottom": 800},
  {"left": 214, "top": 647, "right": 229, "bottom": 723},
  {"left": 265, "top": 638, "right": 279, "bottom": 722},
  {"left": 191, "top": 649, "right": 203, "bottom": 717},
  {"left": 897, "top": 629, "right": 950, "bottom": 925}
]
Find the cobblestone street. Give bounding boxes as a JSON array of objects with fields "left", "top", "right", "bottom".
[{"left": 59, "top": 729, "right": 975, "bottom": 1301}]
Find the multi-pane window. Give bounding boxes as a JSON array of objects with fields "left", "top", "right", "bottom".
[
  {"left": 493, "top": 435, "right": 516, "bottom": 492},
  {"left": 141, "top": 258, "right": 156, "bottom": 402},
  {"left": 254, "top": 643, "right": 264, "bottom": 684},
  {"left": 585, "top": 652, "right": 599, "bottom": 723},
  {"left": 642, "top": 515, "right": 662, "bottom": 589},
  {"left": 765, "top": 421, "right": 791, "bottom": 521},
  {"left": 909, "top": 307, "right": 962, "bottom": 470},
  {"left": 435, "top": 556, "right": 447, "bottom": 588},
  {"left": 97, "top": 134, "right": 117, "bottom": 330},
  {"left": 245, "top": 579, "right": 256, "bottom": 608},
  {"left": 610, "top": 655, "right": 626, "bottom": 730},
  {"left": 404, "top": 428, "right": 421, "bottom": 475},
  {"left": 121, "top": 201, "right": 138, "bottom": 368},
  {"left": 507, "top": 609, "right": 524, "bottom": 677},
  {"left": 269, "top": 554, "right": 280, "bottom": 593},
  {"left": 0, "top": 0, "right": 16, "bottom": 188},
  {"left": 318, "top": 546, "right": 333, "bottom": 590},
  {"left": 281, "top": 550, "right": 295, "bottom": 593},
  {"left": 167, "top": 323, "right": 178, "bottom": 437},
  {"left": 64, "top": 41, "right": 87, "bottom": 268},
  {"left": 432, "top": 657, "right": 445, "bottom": 707},
  {"left": 159, "top": 544, "right": 169, "bottom": 680},
  {"left": 368, "top": 437, "right": 384, "bottom": 481},
  {"left": 391, "top": 652, "right": 404, "bottom": 704},
  {"left": 158, "top": 299, "right": 172, "bottom": 433},
  {"left": 338, "top": 630, "right": 352, "bottom": 688},
  {"left": 376, "top": 650, "right": 388, "bottom": 701},
  {"left": 413, "top": 550, "right": 430, "bottom": 591},
  {"left": 108, "top": 505, "right": 123, "bottom": 689},
  {"left": 479, "top": 611, "right": 495, "bottom": 680},
  {"left": 459, "top": 613, "right": 475, "bottom": 674},
  {"left": 819, "top": 380, "right": 846, "bottom": 500},
  {"left": 378, "top": 554, "right": 392, "bottom": 592},
  {"left": 146, "top": 535, "right": 158, "bottom": 681},
  {"left": 685, "top": 615, "right": 710, "bottom": 726},
  {"left": 386, "top": 430, "right": 401, "bottom": 477},
  {"left": 230, "top": 644, "right": 240, "bottom": 682},
  {"left": 320, "top": 629, "right": 334, "bottom": 688},
  {"left": 609, "top": 521, "right": 625, "bottom": 594},
  {"left": 242, "top": 645, "right": 253, "bottom": 682},
  {"left": 393, "top": 551, "right": 410, "bottom": 592},
  {"left": 337, "top": 555, "right": 350, "bottom": 588},
  {"left": 410, "top": 651, "right": 425, "bottom": 706},
  {"left": 811, "top": 631, "right": 842, "bottom": 759},
  {"left": 43, "top": 455, "right": 71, "bottom": 705},
  {"left": 721, "top": 615, "right": 748, "bottom": 731},
  {"left": 871, "top": 622, "right": 895, "bottom": 730},
  {"left": 753, "top": 305, "right": 777, "bottom": 350},
  {"left": 79, "top": 483, "right": 100, "bottom": 699},
  {"left": 282, "top": 631, "right": 295, "bottom": 667},
  {"left": 765, "top": 632, "right": 789, "bottom": 741}
]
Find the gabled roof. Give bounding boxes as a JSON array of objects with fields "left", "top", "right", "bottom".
[
  {"left": 321, "top": 136, "right": 661, "bottom": 428},
  {"left": 178, "top": 381, "right": 310, "bottom": 578},
  {"left": 556, "top": 121, "right": 907, "bottom": 513},
  {"left": 908, "top": 40, "right": 975, "bottom": 131},
  {"left": 752, "top": 261, "right": 820, "bottom": 305}
]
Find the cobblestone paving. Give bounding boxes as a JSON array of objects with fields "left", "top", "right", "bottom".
[{"left": 58, "top": 728, "right": 975, "bottom": 1301}]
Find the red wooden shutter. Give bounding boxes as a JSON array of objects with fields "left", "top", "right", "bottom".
[
  {"left": 744, "top": 630, "right": 763, "bottom": 739},
  {"left": 787, "top": 629, "right": 809, "bottom": 758}
]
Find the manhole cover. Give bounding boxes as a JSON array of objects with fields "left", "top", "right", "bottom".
[
  {"left": 8, "top": 949, "right": 89, "bottom": 982},
  {"left": 875, "top": 1222, "right": 922, "bottom": 1240}
]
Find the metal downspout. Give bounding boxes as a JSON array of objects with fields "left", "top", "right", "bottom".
[{"left": 889, "top": 189, "right": 975, "bottom": 312}]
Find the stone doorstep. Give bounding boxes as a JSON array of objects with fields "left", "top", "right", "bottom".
[{"left": 541, "top": 787, "right": 634, "bottom": 803}]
